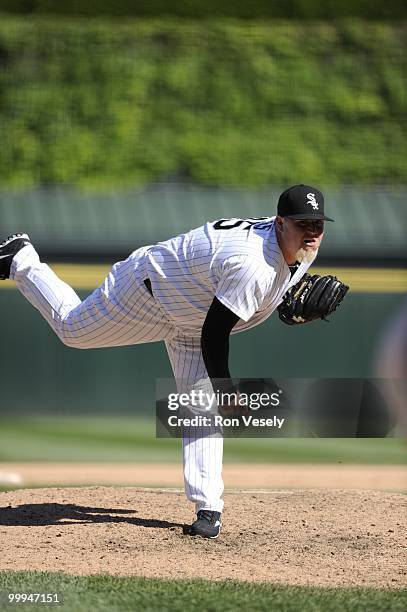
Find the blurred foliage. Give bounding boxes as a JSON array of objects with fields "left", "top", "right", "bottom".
[
  {"left": 0, "top": 0, "right": 406, "bottom": 19},
  {"left": 0, "top": 18, "right": 406, "bottom": 189}
]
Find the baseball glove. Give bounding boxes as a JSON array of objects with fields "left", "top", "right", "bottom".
[{"left": 277, "top": 274, "right": 349, "bottom": 325}]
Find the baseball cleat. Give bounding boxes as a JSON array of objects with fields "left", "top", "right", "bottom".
[
  {"left": 188, "top": 510, "right": 221, "bottom": 539},
  {"left": 0, "top": 233, "right": 31, "bottom": 280}
]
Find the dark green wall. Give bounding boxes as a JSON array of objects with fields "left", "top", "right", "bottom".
[
  {"left": 0, "top": 0, "right": 406, "bottom": 19},
  {"left": 1, "top": 289, "right": 404, "bottom": 415}
]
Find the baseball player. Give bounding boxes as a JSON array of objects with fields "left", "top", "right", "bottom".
[{"left": 0, "top": 184, "right": 346, "bottom": 538}]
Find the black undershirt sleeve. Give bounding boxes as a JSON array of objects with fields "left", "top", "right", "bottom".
[{"left": 201, "top": 297, "right": 240, "bottom": 382}]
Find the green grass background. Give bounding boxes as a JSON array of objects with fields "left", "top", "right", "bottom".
[
  {"left": 1, "top": 18, "right": 405, "bottom": 189},
  {"left": 0, "top": 416, "right": 405, "bottom": 464},
  {"left": 0, "top": 572, "right": 406, "bottom": 612}
]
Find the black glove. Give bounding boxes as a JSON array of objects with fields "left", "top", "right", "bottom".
[{"left": 277, "top": 274, "right": 349, "bottom": 325}]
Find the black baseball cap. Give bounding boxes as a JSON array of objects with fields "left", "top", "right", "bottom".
[{"left": 277, "top": 184, "right": 334, "bottom": 221}]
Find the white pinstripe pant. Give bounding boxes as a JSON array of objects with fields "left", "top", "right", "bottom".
[{"left": 11, "top": 245, "right": 224, "bottom": 513}]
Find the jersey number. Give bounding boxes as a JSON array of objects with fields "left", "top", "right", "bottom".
[{"left": 213, "top": 218, "right": 269, "bottom": 231}]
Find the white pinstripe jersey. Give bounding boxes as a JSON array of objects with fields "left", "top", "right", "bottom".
[{"left": 144, "top": 216, "right": 312, "bottom": 336}]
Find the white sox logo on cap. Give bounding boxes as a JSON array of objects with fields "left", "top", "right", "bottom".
[
  {"left": 277, "top": 184, "right": 334, "bottom": 220},
  {"left": 307, "top": 193, "right": 319, "bottom": 210}
]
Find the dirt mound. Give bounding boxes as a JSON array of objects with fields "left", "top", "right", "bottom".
[{"left": 1, "top": 487, "right": 406, "bottom": 588}]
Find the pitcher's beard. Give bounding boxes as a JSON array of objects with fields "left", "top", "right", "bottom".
[{"left": 295, "top": 247, "right": 319, "bottom": 265}]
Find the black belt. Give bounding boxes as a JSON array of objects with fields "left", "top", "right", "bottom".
[{"left": 143, "top": 278, "right": 153, "bottom": 297}]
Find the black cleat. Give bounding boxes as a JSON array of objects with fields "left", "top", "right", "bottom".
[
  {"left": 0, "top": 233, "right": 31, "bottom": 280},
  {"left": 189, "top": 510, "right": 222, "bottom": 539}
]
